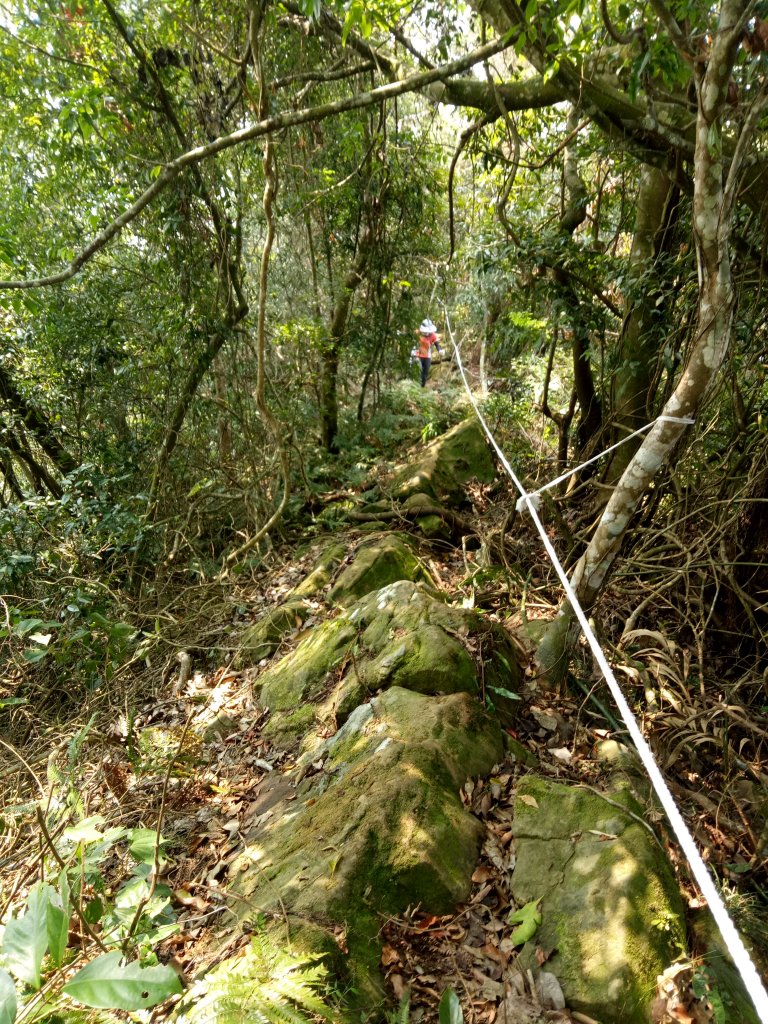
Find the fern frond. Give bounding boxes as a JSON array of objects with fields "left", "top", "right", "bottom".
[{"left": 177, "top": 927, "right": 340, "bottom": 1024}]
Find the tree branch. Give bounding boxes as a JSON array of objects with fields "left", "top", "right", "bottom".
[{"left": 0, "top": 35, "right": 513, "bottom": 291}]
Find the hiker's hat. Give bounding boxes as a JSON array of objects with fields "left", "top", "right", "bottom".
[{"left": 419, "top": 318, "right": 436, "bottom": 333}]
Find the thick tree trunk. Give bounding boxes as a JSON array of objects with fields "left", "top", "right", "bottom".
[
  {"left": 607, "top": 167, "right": 677, "bottom": 481},
  {"left": 537, "top": 0, "right": 755, "bottom": 677},
  {"left": 555, "top": 107, "right": 602, "bottom": 453},
  {"left": 0, "top": 365, "right": 78, "bottom": 476}
]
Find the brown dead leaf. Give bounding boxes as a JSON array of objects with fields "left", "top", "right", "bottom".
[
  {"left": 518, "top": 794, "right": 539, "bottom": 809},
  {"left": 472, "top": 864, "right": 495, "bottom": 884},
  {"left": 381, "top": 944, "right": 401, "bottom": 967}
]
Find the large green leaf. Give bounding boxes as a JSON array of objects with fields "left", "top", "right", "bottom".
[
  {"left": 46, "top": 872, "right": 71, "bottom": 968},
  {"left": 129, "top": 827, "right": 168, "bottom": 865},
  {"left": 62, "top": 951, "right": 182, "bottom": 1010},
  {"left": 0, "top": 968, "right": 17, "bottom": 1024},
  {"left": 61, "top": 815, "right": 107, "bottom": 844},
  {"left": 2, "top": 882, "right": 50, "bottom": 988},
  {"left": 438, "top": 987, "right": 464, "bottom": 1024}
]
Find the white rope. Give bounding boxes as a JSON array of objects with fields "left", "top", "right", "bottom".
[
  {"left": 442, "top": 307, "right": 768, "bottom": 1023},
  {"left": 515, "top": 415, "right": 695, "bottom": 512}
]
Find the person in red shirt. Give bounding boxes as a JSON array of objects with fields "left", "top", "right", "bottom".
[{"left": 414, "top": 318, "right": 441, "bottom": 387}]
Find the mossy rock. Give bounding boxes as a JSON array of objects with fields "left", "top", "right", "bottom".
[
  {"left": 262, "top": 704, "right": 318, "bottom": 745},
  {"left": 230, "top": 688, "right": 504, "bottom": 1007},
  {"left": 388, "top": 418, "right": 495, "bottom": 506},
  {"left": 234, "top": 598, "right": 313, "bottom": 669},
  {"left": 291, "top": 542, "right": 347, "bottom": 599},
  {"left": 353, "top": 581, "right": 521, "bottom": 716},
  {"left": 256, "top": 580, "right": 522, "bottom": 741},
  {"left": 258, "top": 615, "right": 359, "bottom": 712},
  {"left": 511, "top": 775, "right": 686, "bottom": 1024},
  {"left": 689, "top": 909, "right": 760, "bottom": 1024},
  {"left": 234, "top": 545, "right": 347, "bottom": 670},
  {"left": 316, "top": 673, "right": 369, "bottom": 728},
  {"left": 417, "top": 513, "right": 451, "bottom": 539},
  {"left": 327, "top": 534, "right": 432, "bottom": 607}
]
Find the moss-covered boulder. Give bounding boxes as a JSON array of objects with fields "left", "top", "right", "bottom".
[
  {"left": 234, "top": 598, "right": 313, "bottom": 668},
  {"left": 258, "top": 615, "right": 359, "bottom": 713},
  {"left": 234, "top": 544, "right": 346, "bottom": 669},
  {"left": 327, "top": 534, "right": 432, "bottom": 607},
  {"left": 291, "top": 542, "right": 347, "bottom": 599},
  {"left": 230, "top": 687, "right": 504, "bottom": 1006},
  {"left": 511, "top": 775, "right": 686, "bottom": 1024},
  {"left": 256, "top": 580, "right": 522, "bottom": 743},
  {"left": 389, "top": 418, "right": 495, "bottom": 505}
]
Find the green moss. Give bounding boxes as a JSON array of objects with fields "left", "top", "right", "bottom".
[
  {"left": 291, "top": 543, "right": 347, "bottom": 599},
  {"left": 389, "top": 418, "right": 495, "bottom": 506},
  {"left": 317, "top": 674, "right": 368, "bottom": 727},
  {"left": 328, "top": 535, "right": 432, "bottom": 607},
  {"left": 231, "top": 690, "right": 503, "bottom": 1005},
  {"left": 512, "top": 775, "right": 686, "bottom": 1024},
  {"left": 416, "top": 513, "right": 450, "bottom": 539},
  {"left": 234, "top": 599, "right": 312, "bottom": 669},
  {"left": 369, "top": 625, "right": 477, "bottom": 694},
  {"left": 263, "top": 705, "right": 318, "bottom": 744},
  {"left": 258, "top": 616, "right": 358, "bottom": 711}
]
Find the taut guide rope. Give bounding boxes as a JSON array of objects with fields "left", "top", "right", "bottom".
[{"left": 441, "top": 303, "right": 768, "bottom": 1023}]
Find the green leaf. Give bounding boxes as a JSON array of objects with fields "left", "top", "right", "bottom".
[
  {"left": 83, "top": 897, "right": 103, "bottom": 925},
  {"left": 62, "top": 815, "right": 106, "bottom": 844},
  {"left": 62, "top": 951, "right": 182, "bottom": 1010},
  {"left": 129, "top": 828, "right": 168, "bottom": 865},
  {"left": 46, "top": 872, "right": 71, "bottom": 968},
  {"left": 706, "top": 122, "right": 720, "bottom": 159},
  {"left": 3, "top": 883, "right": 50, "bottom": 989},
  {"left": 438, "top": 987, "right": 464, "bottom": 1024},
  {"left": 488, "top": 686, "right": 521, "bottom": 701},
  {"left": 23, "top": 647, "right": 48, "bottom": 663},
  {"left": 0, "top": 969, "right": 17, "bottom": 1024},
  {"left": 13, "top": 618, "right": 45, "bottom": 636},
  {"left": 508, "top": 898, "right": 542, "bottom": 946}
]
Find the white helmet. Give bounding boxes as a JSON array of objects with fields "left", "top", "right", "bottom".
[{"left": 419, "top": 318, "right": 436, "bottom": 333}]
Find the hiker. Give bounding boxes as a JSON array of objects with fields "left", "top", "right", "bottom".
[{"left": 414, "top": 318, "right": 441, "bottom": 387}]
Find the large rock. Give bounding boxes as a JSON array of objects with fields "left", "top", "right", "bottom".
[
  {"left": 511, "top": 774, "right": 686, "bottom": 1024},
  {"left": 327, "top": 534, "right": 432, "bottom": 607},
  {"left": 257, "top": 580, "right": 521, "bottom": 743},
  {"left": 230, "top": 687, "right": 504, "bottom": 1004},
  {"left": 234, "top": 544, "right": 347, "bottom": 670},
  {"left": 388, "top": 417, "right": 495, "bottom": 505}
]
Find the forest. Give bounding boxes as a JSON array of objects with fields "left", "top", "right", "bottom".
[{"left": 1, "top": 0, "right": 768, "bottom": 1021}]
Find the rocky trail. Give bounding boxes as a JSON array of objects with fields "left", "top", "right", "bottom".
[{"left": 1, "top": 417, "right": 762, "bottom": 1024}]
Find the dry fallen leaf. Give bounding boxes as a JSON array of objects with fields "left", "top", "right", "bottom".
[
  {"left": 518, "top": 794, "right": 539, "bottom": 809},
  {"left": 381, "top": 944, "right": 401, "bottom": 967}
]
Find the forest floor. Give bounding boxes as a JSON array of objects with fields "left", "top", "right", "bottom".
[{"left": 2, "top": 372, "right": 768, "bottom": 1023}]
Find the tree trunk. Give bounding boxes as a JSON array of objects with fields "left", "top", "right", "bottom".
[
  {"left": 607, "top": 166, "right": 678, "bottom": 481},
  {"left": 555, "top": 107, "right": 602, "bottom": 453},
  {"left": 537, "top": 0, "right": 756, "bottom": 677},
  {"left": 320, "top": 236, "right": 372, "bottom": 452},
  {"left": 0, "top": 364, "right": 78, "bottom": 476}
]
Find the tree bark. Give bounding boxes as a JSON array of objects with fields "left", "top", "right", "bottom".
[
  {"left": 320, "top": 234, "right": 372, "bottom": 453},
  {"left": 0, "top": 364, "right": 77, "bottom": 475},
  {"left": 537, "top": 0, "right": 759, "bottom": 677},
  {"left": 607, "top": 167, "right": 678, "bottom": 481}
]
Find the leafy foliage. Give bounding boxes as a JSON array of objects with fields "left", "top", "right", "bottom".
[{"left": 177, "top": 926, "right": 337, "bottom": 1024}]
